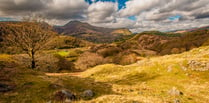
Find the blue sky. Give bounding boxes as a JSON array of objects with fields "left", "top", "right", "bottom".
[
  {"left": 85, "top": 0, "right": 137, "bottom": 21},
  {"left": 169, "top": 15, "right": 182, "bottom": 21},
  {"left": 0, "top": 0, "right": 209, "bottom": 32},
  {"left": 85, "top": 0, "right": 127, "bottom": 10}
]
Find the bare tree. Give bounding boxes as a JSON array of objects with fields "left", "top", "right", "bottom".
[{"left": 3, "top": 21, "right": 56, "bottom": 69}]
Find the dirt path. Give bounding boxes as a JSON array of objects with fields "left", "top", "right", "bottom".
[{"left": 45, "top": 72, "right": 82, "bottom": 77}]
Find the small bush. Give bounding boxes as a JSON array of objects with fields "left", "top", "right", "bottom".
[
  {"left": 75, "top": 52, "right": 104, "bottom": 70},
  {"left": 97, "top": 47, "right": 121, "bottom": 57},
  {"left": 35, "top": 53, "right": 75, "bottom": 72},
  {"left": 113, "top": 52, "right": 137, "bottom": 65},
  {"left": 55, "top": 54, "right": 75, "bottom": 72}
]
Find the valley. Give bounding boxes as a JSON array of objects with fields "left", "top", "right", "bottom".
[{"left": 0, "top": 21, "right": 209, "bottom": 103}]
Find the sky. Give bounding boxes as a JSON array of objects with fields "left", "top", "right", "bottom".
[{"left": 0, "top": 0, "right": 209, "bottom": 32}]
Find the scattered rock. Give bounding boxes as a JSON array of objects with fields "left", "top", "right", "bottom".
[
  {"left": 54, "top": 90, "right": 76, "bottom": 102},
  {"left": 168, "top": 87, "right": 183, "bottom": 96},
  {"left": 180, "top": 64, "right": 187, "bottom": 71},
  {"left": 82, "top": 90, "right": 94, "bottom": 98},
  {"left": 188, "top": 60, "right": 209, "bottom": 71}
]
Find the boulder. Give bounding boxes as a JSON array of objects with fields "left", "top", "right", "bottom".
[
  {"left": 83, "top": 90, "right": 94, "bottom": 98},
  {"left": 54, "top": 90, "right": 76, "bottom": 102}
]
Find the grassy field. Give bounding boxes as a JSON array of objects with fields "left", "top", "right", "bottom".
[{"left": 0, "top": 46, "right": 209, "bottom": 103}]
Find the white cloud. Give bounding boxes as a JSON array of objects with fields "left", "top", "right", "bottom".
[
  {"left": 87, "top": 1, "right": 118, "bottom": 23},
  {"left": 119, "top": 0, "right": 170, "bottom": 17},
  {"left": 131, "top": 18, "right": 209, "bottom": 32},
  {"left": 1, "top": 0, "right": 209, "bottom": 32},
  {"left": 0, "top": 0, "right": 89, "bottom": 21},
  {"left": 90, "top": 17, "right": 136, "bottom": 29},
  {"left": 14, "top": 0, "right": 26, "bottom": 5}
]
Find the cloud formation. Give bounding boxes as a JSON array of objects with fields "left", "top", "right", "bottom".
[
  {"left": 0, "top": 0, "right": 88, "bottom": 22},
  {"left": 0, "top": 0, "right": 209, "bottom": 32},
  {"left": 87, "top": 1, "right": 117, "bottom": 23}
]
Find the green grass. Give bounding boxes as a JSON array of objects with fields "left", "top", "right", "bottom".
[{"left": 56, "top": 51, "right": 70, "bottom": 57}]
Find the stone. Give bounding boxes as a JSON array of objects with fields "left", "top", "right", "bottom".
[
  {"left": 168, "top": 87, "right": 183, "bottom": 96},
  {"left": 54, "top": 90, "right": 76, "bottom": 101},
  {"left": 83, "top": 90, "right": 94, "bottom": 98}
]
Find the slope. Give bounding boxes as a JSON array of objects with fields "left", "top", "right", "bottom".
[
  {"left": 54, "top": 21, "right": 133, "bottom": 43},
  {"left": 119, "top": 30, "right": 209, "bottom": 55},
  {"left": 80, "top": 45, "right": 209, "bottom": 102},
  {"left": 0, "top": 46, "right": 208, "bottom": 103}
]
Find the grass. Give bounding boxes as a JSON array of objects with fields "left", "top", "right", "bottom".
[
  {"left": 78, "top": 46, "right": 209, "bottom": 102},
  {"left": 0, "top": 46, "right": 208, "bottom": 102},
  {"left": 0, "top": 54, "right": 13, "bottom": 62}
]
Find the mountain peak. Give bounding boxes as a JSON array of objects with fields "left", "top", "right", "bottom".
[
  {"left": 64, "top": 20, "right": 89, "bottom": 27},
  {"left": 54, "top": 20, "right": 133, "bottom": 43}
]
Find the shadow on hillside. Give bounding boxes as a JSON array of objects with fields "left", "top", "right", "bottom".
[
  {"left": 56, "top": 75, "right": 117, "bottom": 100},
  {"left": 111, "top": 72, "right": 159, "bottom": 85}
]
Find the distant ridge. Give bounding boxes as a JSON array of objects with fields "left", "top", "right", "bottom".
[
  {"left": 54, "top": 21, "right": 132, "bottom": 43},
  {"left": 171, "top": 25, "right": 209, "bottom": 33}
]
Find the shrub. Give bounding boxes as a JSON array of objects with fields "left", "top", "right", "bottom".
[
  {"left": 35, "top": 53, "right": 75, "bottom": 72},
  {"left": 113, "top": 51, "right": 137, "bottom": 65},
  {"left": 75, "top": 52, "right": 104, "bottom": 70},
  {"left": 97, "top": 47, "right": 121, "bottom": 57},
  {"left": 119, "top": 53, "right": 137, "bottom": 65},
  {"left": 55, "top": 54, "right": 75, "bottom": 72}
]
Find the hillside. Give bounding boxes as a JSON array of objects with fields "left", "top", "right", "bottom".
[
  {"left": 82, "top": 30, "right": 208, "bottom": 66},
  {"left": 171, "top": 25, "right": 209, "bottom": 33},
  {"left": 0, "top": 45, "right": 208, "bottom": 103},
  {"left": 54, "top": 21, "right": 133, "bottom": 43},
  {"left": 80, "top": 45, "right": 209, "bottom": 102},
  {"left": 119, "top": 30, "right": 209, "bottom": 55}
]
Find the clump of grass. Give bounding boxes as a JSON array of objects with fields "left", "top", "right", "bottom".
[
  {"left": 0, "top": 54, "right": 13, "bottom": 62},
  {"left": 56, "top": 51, "right": 70, "bottom": 57}
]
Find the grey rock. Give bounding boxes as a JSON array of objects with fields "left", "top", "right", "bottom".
[
  {"left": 61, "top": 90, "right": 76, "bottom": 100},
  {"left": 83, "top": 90, "right": 94, "bottom": 98},
  {"left": 54, "top": 90, "right": 76, "bottom": 101}
]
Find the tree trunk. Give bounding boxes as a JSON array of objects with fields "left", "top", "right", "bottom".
[{"left": 31, "top": 51, "right": 36, "bottom": 69}]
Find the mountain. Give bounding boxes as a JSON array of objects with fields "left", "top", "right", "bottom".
[
  {"left": 54, "top": 21, "right": 132, "bottom": 43},
  {"left": 171, "top": 25, "right": 209, "bottom": 33}
]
